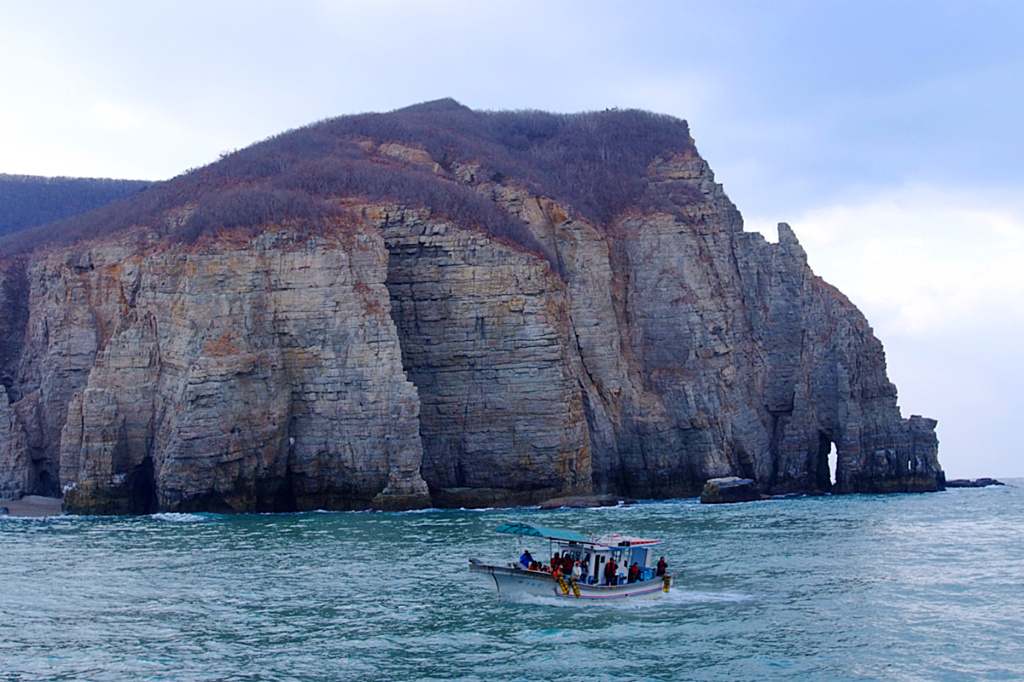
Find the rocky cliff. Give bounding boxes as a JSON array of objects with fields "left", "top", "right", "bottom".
[{"left": 0, "top": 100, "right": 943, "bottom": 513}]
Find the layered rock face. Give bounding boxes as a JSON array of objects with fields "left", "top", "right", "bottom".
[
  {"left": 374, "top": 207, "right": 590, "bottom": 507},
  {"left": 465, "top": 151, "right": 942, "bottom": 498},
  {"left": 0, "top": 103, "right": 943, "bottom": 512},
  {"left": 2, "top": 227, "right": 429, "bottom": 512}
]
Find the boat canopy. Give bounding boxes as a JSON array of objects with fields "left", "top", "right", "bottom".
[
  {"left": 492, "top": 522, "right": 590, "bottom": 544},
  {"left": 597, "top": 533, "right": 665, "bottom": 547}
]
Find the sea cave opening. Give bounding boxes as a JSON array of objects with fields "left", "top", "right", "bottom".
[
  {"left": 127, "top": 458, "right": 158, "bottom": 515},
  {"left": 816, "top": 432, "right": 837, "bottom": 493},
  {"left": 37, "top": 470, "right": 55, "bottom": 496},
  {"left": 31, "top": 461, "right": 60, "bottom": 497},
  {"left": 829, "top": 444, "right": 838, "bottom": 490}
]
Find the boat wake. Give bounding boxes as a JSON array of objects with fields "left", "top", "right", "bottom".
[
  {"left": 667, "top": 589, "right": 756, "bottom": 604},
  {"left": 497, "top": 588, "right": 755, "bottom": 608}
]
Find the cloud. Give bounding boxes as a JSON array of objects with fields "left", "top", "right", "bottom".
[
  {"left": 90, "top": 101, "right": 147, "bottom": 131},
  {"left": 746, "top": 185, "right": 1024, "bottom": 338}
]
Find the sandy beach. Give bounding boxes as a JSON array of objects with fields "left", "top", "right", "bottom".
[{"left": 1, "top": 495, "right": 64, "bottom": 517}]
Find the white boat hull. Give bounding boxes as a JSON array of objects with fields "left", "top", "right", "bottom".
[{"left": 469, "top": 559, "right": 673, "bottom": 601}]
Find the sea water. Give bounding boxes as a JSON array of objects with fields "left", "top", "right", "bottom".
[{"left": 2, "top": 482, "right": 1022, "bottom": 681}]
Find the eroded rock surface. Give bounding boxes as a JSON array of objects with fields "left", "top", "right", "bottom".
[
  {"left": 0, "top": 103, "right": 943, "bottom": 512},
  {"left": 945, "top": 478, "right": 1004, "bottom": 488},
  {"left": 5, "top": 227, "right": 431, "bottom": 512},
  {"left": 462, "top": 152, "right": 942, "bottom": 498},
  {"left": 372, "top": 207, "right": 590, "bottom": 507},
  {"left": 700, "top": 477, "right": 761, "bottom": 504}
]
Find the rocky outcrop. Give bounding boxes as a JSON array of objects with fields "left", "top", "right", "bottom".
[
  {"left": 372, "top": 206, "right": 590, "bottom": 507},
  {"left": 945, "top": 478, "right": 1004, "bottom": 488},
  {"left": 0, "top": 255, "right": 52, "bottom": 498},
  {"left": 6, "top": 226, "right": 431, "bottom": 513},
  {"left": 464, "top": 152, "right": 941, "bottom": 498},
  {"left": 0, "top": 103, "right": 943, "bottom": 512},
  {"left": 700, "top": 477, "right": 761, "bottom": 504},
  {"left": 0, "top": 385, "right": 31, "bottom": 499}
]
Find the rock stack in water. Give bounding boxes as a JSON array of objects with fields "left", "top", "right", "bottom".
[
  {"left": 0, "top": 100, "right": 944, "bottom": 513},
  {"left": 700, "top": 478, "right": 761, "bottom": 504},
  {"left": 944, "top": 478, "right": 1004, "bottom": 488}
]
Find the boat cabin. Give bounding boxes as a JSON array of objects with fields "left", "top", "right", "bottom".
[{"left": 493, "top": 522, "right": 666, "bottom": 585}]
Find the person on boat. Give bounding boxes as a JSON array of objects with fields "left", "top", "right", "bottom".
[
  {"left": 520, "top": 550, "right": 533, "bottom": 569},
  {"left": 562, "top": 555, "right": 574, "bottom": 574},
  {"left": 572, "top": 561, "right": 583, "bottom": 581},
  {"left": 628, "top": 563, "right": 640, "bottom": 583},
  {"left": 605, "top": 559, "right": 617, "bottom": 586},
  {"left": 656, "top": 557, "right": 668, "bottom": 576}
]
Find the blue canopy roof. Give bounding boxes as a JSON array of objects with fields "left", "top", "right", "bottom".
[{"left": 493, "top": 523, "right": 590, "bottom": 543}]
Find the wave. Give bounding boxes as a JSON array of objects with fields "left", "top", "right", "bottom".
[
  {"left": 149, "top": 512, "right": 215, "bottom": 523},
  {"left": 493, "top": 586, "right": 755, "bottom": 610},
  {"left": 668, "top": 590, "right": 756, "bottom": 604}
]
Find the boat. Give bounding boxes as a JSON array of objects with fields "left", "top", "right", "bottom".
[{"left": 468, "top": 522, "right": 674, "bottom": 601}]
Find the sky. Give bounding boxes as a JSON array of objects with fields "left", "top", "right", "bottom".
[{"left": 1, "top": 0, "right": 1021, "bottom": 478}]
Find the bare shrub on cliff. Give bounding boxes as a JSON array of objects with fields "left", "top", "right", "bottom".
[
  {"left": 276, "top": 157, "right": 552, "bottom": 266},
  {"left": 178, "top": 187, "right": 329, "bottom": 242},
  {"left": 1, "top": 100, "right": 696, "bottom": 265},
  {"left": 318, "top": 101, "right": 699, "bottom": 225}
]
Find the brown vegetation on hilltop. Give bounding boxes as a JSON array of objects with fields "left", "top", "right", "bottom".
[{"left": 0, "top": 99, "right": 702, "bottom": 269}]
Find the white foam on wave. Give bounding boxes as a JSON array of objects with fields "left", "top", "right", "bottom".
[
  {"left": 500, "top": 591, "right": 583, "bottom": 608},
  {"left": 149, "top": 512, "right": 213, "bottom": 523},
  {"left": 668, "top": 589, "right": 756, "bottom": 604},
  {"left": 494, "top": 586, "right": 755, "bottom": 609}
]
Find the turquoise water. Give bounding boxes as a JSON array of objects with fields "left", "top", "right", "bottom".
[{"left": 2, "top": 483, "right": 1022, "bottom": 681}]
